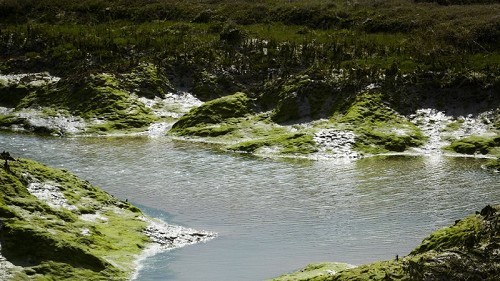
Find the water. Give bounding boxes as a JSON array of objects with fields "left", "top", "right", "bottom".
[{"left": 1, "top": 133, "right": 498, "bottom": 280}]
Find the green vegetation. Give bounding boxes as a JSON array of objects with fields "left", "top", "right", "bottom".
[
  {"left": 0, "top": 0, "right": 498, "bottom": 154},
  {"left": 0, "top": 158, "right": 150, "bottom": 280},
  {"left": 272, "top": 205, "right": 500, "bottom": 281},
  {"left": 0, "top": 64, "right": 172, "bottom": 134},
  {"left": 270, "top": 262, "right": 355, "bottom": 281},
  {"left": 2, "top": 0, "right": 499, "bottom": 89},
  {"left": 336, "top": 93, "right": 426, "bottom": 154},
  {"left": 411, "top": 215, "right": 483, "bottom": 254},
  {"left": 170, "top": 92, "right": 252, "bottom": 136},
  {"left": 447, "top": 136, "right": 500, "bottom": 155},
  {"left": 485, "top": 158, "right": 500, "bottom": 171}
]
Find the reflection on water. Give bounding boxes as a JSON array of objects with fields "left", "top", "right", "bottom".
[{"left": 1, "top": 133, "right": 498, "bottom": 281}]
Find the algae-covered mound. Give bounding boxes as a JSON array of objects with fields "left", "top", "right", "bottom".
[
  {"left": 485, "top": 158, "right": 500, "bottom": 171},
  {"left": 447, "top": 136, "right": 500, "bottom": 155},
  {"left": 0, "top": 63, "right": 175, "bottom": 135},
  {"left": 169, "top": 92, "right": 252, "bottom": 137},
  {"left": 271, "top": 204, "right": 500, "bottom": 281},
  {"left": 0, "top": 157, "right": 215, "bottom": 280}
]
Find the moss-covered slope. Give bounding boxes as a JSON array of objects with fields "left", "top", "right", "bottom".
[
  {"left": 0, "top": 158, "right": 153, "bottom": 280},
  {"left": 271, "top": 204, "right": 500, "bottom": 281},
  {"left": 169, "top": 92, "right": 252, "bottom": 137},
  {"left": 0, "top": 63, "right": 173, "bottom": 135}
]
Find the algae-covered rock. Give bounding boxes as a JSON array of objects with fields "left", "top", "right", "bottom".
[
  {"left": 0, "top": 157, "right": 215, "bottom": 280},
  {"left": 271, "top": 205, "right": 500, "bottom": 281},
  {"left": 338, "top": 93, "right": 426, "bottom": 154},
  {"left": 0, "top": 158, "right": 144, "bottom": 279},
  {"left": 0, "top": 73, "right": 61, "bottom": 108},
  {"left": 485, "top": 158, "right": 500, "bottom": 171},
  {"left": 229, "top": 132, "right": 318, "bottom": 155},
  {"left": 402, "top": 205, "right": 500, "bottom": 281},
  {"left": 170, "top": 92, "right": 252, "bottom": 136},
  {"left": 447, "top": 135, "right": 500, "bottom": 155},
  {"left": 270, "top": 262, "right": 356, "bottom": 281},
  {"left": 0, "top": 71, "right": 159, "bottom": 134}
]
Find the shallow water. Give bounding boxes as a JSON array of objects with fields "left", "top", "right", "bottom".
[{"left": 1, "top": 133, "right": 499, "bottom": 280}]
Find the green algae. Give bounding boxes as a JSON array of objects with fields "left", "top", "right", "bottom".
[
  {"left": 331, "top": 260, "right": 406, "bottom": 281},
  {"left": 271, "top": 205, "right": 500, "bottom": 281},
  {"left": 411, "top": 215, "right": 483, "bottom": 254},
  {"left": 270, "top": 262, "right": 356, "bottom": 281},
  {"left": 121, "top": 63, "right": 174, "bottom": 99},
  {"left": 170, "top": 92, "right": 252, "bottom": 135},
  {"left": 337, "top": 93, "right": 426, "bottom": 154},
  {"left": 447, "top": 135, "right": 500, "bottom": 155},
  {"left": 485, "top": 157, "right": 500, "bottom": 171},
  {"left": 272, "top": 260, "right": 408, "bottom": 281},
  {"left": 0, "top": 69, "right": 163, "bottom": 135},
  {"left": 170, "top": 90, "right": 428, "bottom": 157},
  {"left": 0, "top": 158, "right": 151, "bottom": 280}
]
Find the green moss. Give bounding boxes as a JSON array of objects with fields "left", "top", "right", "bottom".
[
  {"left": 412, "top": 215, "right": 484, "bottom": 254},
  {"left": 170, "top": 92, "right": 251, "bottom": 135},
  {"left": 271, "top": 260, "right": 406, "bottom": 281},
  {"left": 270, "top": 262, "right": 355, "bottom": 281},
  {"left": 0, "top": 115, "right": 24, "bottom": 128},
  {"left": 176, "top": 123, "right": 238, "bottom": 137},
  {"left": 122, "top": 63, "right": 173, "bottom": 99},
  {"left": 447, "top": 136, "right": 500, "bottom": 155},
  {"left": 1, "top": 223, "right": 108, "bottom": 271},
  {"left": 272, "top": 205, "right": 500, "bottom": 281},
  {"left": 338, "top": 93, "right": 426, "bottom": 154},
  {"left": 11, "top": 72, "right": 157, "bottom": 133},
  {"left": 443, "top": 120, "right": 465, "bottom": 132},
  {"left": 485, "top": 158, "right": 500, "bottom": 171},
  {"left": 0, "top": 158, "right": 151, "bottom": 280},
  {"left": 21, "top": 261, "right": 121, "bottom": 281},
  {"left": 332, "top": 261, "right": 406, "bottom": 281}
]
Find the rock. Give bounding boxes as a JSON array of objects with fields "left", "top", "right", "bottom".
[{"left": 480, "top": 205, "right": 496, "bottom": 218}]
